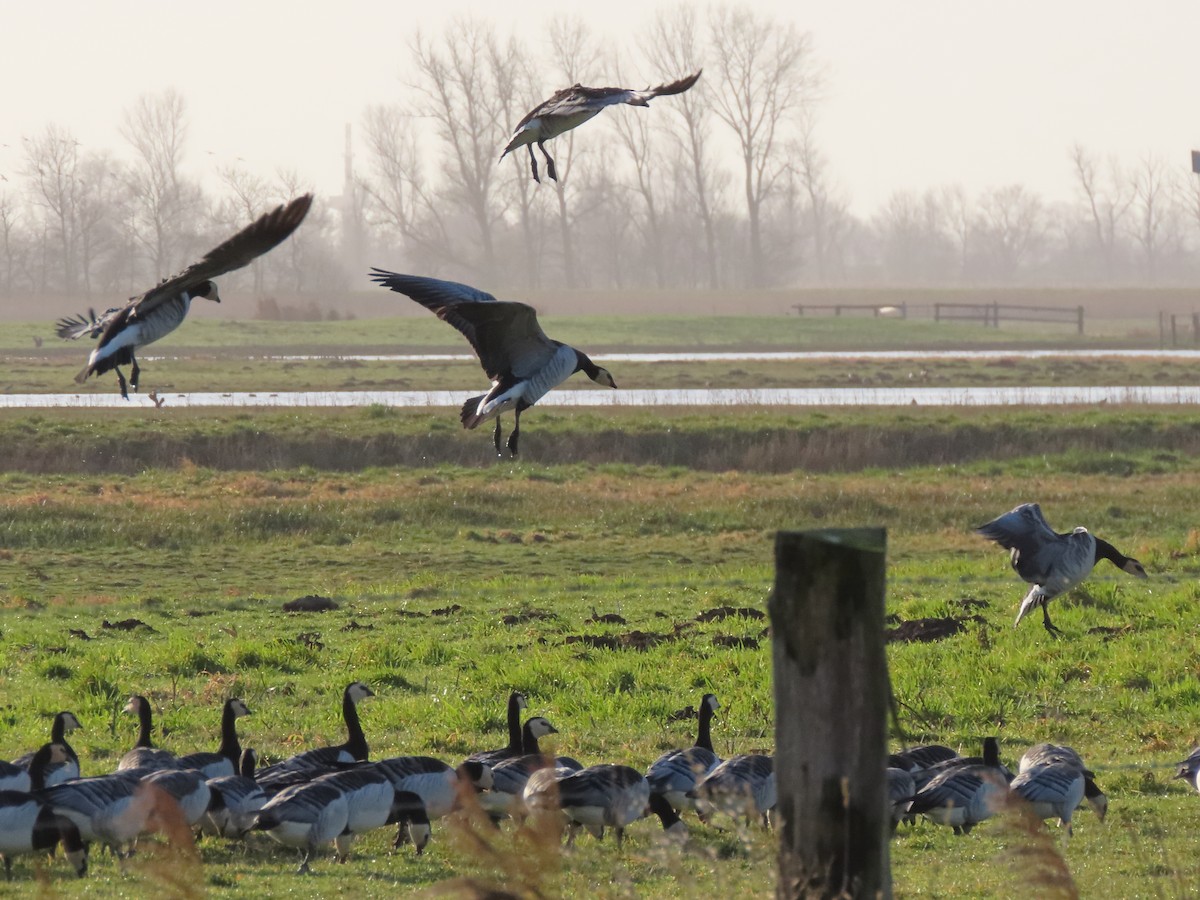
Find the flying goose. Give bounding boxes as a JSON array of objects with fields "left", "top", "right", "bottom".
[
  {"left": 177, "top": 698, "right": 251, "bottom": 779},
  {"left": 646, "top": 693, "right": 721, "bottom": 813},
  {"left": 56, "top": 193, "right": 312, "bottom": 399},
  {"left": 368, "top": 271, "right": 617, "bottom": 457},
  {"left": 117, "top": 696, "right": 179, "bottom": 772},
  {"left": 0, "top": 744, "right": 88, "bottom": 880},
  {"left": 253, "top": 779, "right": 350, "bottom": 873},
  {"left": 255, "top": 681, "right": 374, "bottom": 780},
  {"left": 500, "top": 71, "right": 702, "bottom": 183},
  {"left": 688, "top": 754, "right": 776, "bottom": 826},
  {"left": 466, "top": 691, "right": 528, "bottom": 768},
  {"left": 976, "top": 503, "right": 1147, "bottom": 636},
  {"left": 203, "top": 749, "right": 267, "bottom": 839},
  {"left": 12, "top": 712, "right": 82, "bottom": 788}
]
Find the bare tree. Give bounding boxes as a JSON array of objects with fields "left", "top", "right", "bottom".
[
  {"left": 1070, "top": 143, "right": 1134, "bottom": 279},
  {"left": 217, "top": 163, "right": 275, "bottom": 292},
  {"left": 708, "top": 5, "right": 819, "bottom": 286},
  {"left": 937, "top": 184, "right": 974, "bottom": 282},
  {"left": 791, "top": 109, "right": 848, "bottom": 283},
  {"left": 1130, "top": 155, "right": 1170, "bottom": 281},
  {"left": 976, "top": 184, "right": 1043, "bottom": 280},
  {"left": 23, "top": 125, "right": 84, "bottom": 293},
  {"left": 121, "top": 89, "right": 200, "bottom": 281},
  {"left": 0, "top": 191, "right": 22, "bottom": 295}
]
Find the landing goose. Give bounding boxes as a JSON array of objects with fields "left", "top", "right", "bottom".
[
  {"left": 0, "top": 744, "right": 88, "bottom": 880},
  {"left": 117, "top": 696, "right": 178, "bottom": 772},
  {"left": 466, "top": 691, "right": 528, "bottom": 767},
  {"left": 368, "top": 271, "right": 617, "bottom": 457},
  {"left": 688, "top": 754, "right": 776, "bottom": 826},
  {"left": 12, "top": 712, "right": 82, "bottom": 787},
  {"left": 500, "top": 71, "right": 701, "bottom": 183},
  {"left": 203, "top": 749, "right": 267, "bottom": 839},
  {"left": 56, "top": 194, "right": 312, "bottom": 399},
  {"left": 255, "top": 681, "right": 374, "bottom": 780},
  {"left": 646, "top": 693, "right": 721, "bottom": 813},
  {"left": 252, "top": 779, "right": 350, "bottom": 873},
  {"left": 177, "top": 698, "right": 251, "bottom": 779},
  {"left": 976, "top": 503, "right": 1147, "bottom": 635}
]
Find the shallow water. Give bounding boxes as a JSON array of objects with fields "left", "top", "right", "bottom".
[{"left": 3, "top": 385, "right": 1199, "bottom": 409}]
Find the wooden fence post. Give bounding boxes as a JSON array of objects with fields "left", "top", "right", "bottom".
[
  {"left": 1077, "top": 306, "right": 1085, "bottom": 336},
  {"left": 769, "top": 528, "right": 891, "bottom": 900}
]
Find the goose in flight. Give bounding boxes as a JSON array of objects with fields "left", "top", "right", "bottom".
[
  {"left": 368, "top": 271, "right": 617, "bottom": 456},
  {"left": 56, "top": 193, "right": 313, "bottom": 399},
  {"left": 976, "top": 503, "right": 1147, "bottom": 636},
  {"left": 501, "top": 71, "right": 701, "bottom": 183}
]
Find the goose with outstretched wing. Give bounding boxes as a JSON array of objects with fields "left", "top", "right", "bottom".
[
  {"left": 368, "top": 271, "right": 617, "bottom": 457},
  {"left": 501, "top": 71, "right": 701, "bottom": 183},
  {"left": 56, "top": 193, "right": 313, "bottom": 399}
]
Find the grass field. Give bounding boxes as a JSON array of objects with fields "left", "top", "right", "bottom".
[{"left": 2, "top": 403, "right": 1200, "bottom": 897}]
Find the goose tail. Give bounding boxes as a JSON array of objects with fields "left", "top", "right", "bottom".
[
  {"left": 74, "top": 365, "right": 93, "bottom": 385},
  {"left": 460, "top": 395, "right": 486, "bottom": 429}
]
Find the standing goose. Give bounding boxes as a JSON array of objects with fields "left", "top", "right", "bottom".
[
  {"left": 13, "top": 712, "right": 83, "bottom": 788},
  {"left": 1018, "top": 743, "right": 1108, "bottom": 821},
  {"left": 481, "top": 717, "right": 565, "bottom": 819},
  {"left": 0, "top": 744, "right": 88, "bottom": 880},
  {"left": 252, "top": 779, "right": 350, "bottom": 873},
  {"left": 203, "top": 749, "right": 267, "bottom": 839},
  {"left": 38, "top": 770, "right": 165, "bottom": 856},
  {"left": 372, "top": 756, "right": 492, "bottom": 821},
  {"left": 1010, "top": 762, "right": 1107, "bottom": 837},
  {"left": 315, "top": 768, "right": 431, "bottom": 861},
  {"left": 688, "top": 754, "right": 776, "bottom": 826},
  {"left": 500, "top": 71, "right": 702, "bottom": 183},
  {"left": 905, "top": 764, "right": 1010, "bottom": 835},
  {"left": 889, "top": 744, "right": 959, "bottom": 773},
  {"left": 976, "top": 503, "right": 1147, "bottom": 636},
  {"left": 178, "top": 698, "right": 251, "bottom": 779},
  {"left": 255, "top": 682, "right": 374, "bottom": 780},
  {"left": 466, "top": 691, "right": 528, "bottom": 767},
  {"left": 646, "top": 693, "right": 721, "bottom": 813},
  {"left": 536, "top": 764, "right": 652, "bottom": 845},
  {"left": 140, "top": 767, "right": 212, "bottom": 828},
  {"left": 56, "top": 194, "right": 312, "bottom": 399},
  {"left": 910, "top": 737, "right": 1011, "bottom": 791},
  {"left": 368, "top": 272, "right": 617, "bottom": 457},
  {"left": 117, "top": 696, "right": 178, "bottom": 772}
]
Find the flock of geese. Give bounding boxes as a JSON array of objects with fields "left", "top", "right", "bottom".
[{"left": 53, "top": 71, "right": 703, "bottom": 456}]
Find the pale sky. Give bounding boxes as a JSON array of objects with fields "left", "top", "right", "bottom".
[{"left": 2, "top": 0, "right": 1198, "bottom": 217}]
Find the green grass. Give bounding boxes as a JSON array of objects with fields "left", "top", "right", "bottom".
[{"left": 3, "top": 409, "right": 1200, "bottom": 896}]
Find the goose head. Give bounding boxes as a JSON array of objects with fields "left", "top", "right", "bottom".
[
  {"left": 525, "top": 716, "right": 558, "bottom": 740},
  {"left": 1123, "top": 558, "right": 1148, "bottom": 578},
  {"left": 591, "top": 366, "right": 617, "bottom": 389},
  {"left": 228, "top": 697, "right": 252, "bottom": 718},
  {"left": 193, "top": 280, "right": 221, "bottom": 303},
  {"left": 59, "top": 711, "right": 83, "bottom": 733},
  {"left": 346, "top": 681, "right": 375, "bottom": 704},
  {"left": 701, "top": 694, "right": 721, "bottom": 714}
]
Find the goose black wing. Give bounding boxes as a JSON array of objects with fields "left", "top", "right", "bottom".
[
  {"left": 128, "top": 194, "right": 313, "bottom": 318},
  {"left": 369, "top": 270, "right": 556, "bottom": 380},
  {"left": 975, "top": 503, "right": 1060, "bottom": 553}
]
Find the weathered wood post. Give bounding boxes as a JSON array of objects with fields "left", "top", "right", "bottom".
[
  {"left": 769, "top": 528, "right": 891, "bottom": 900},
  {"left": 1077, "top": 305, "right": 1085, "bottom": 336}
]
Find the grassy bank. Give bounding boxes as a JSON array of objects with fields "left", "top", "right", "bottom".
[{"left": 1, "top": 407, "right": 1200, "bottom": 896}]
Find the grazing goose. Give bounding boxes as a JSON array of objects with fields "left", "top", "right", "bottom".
[
  {"left": 889, "top": 744, "right": 959, "bottom": 773},
  {"left": 177, "top": 698, "right": 251, "bottom": 779},
  {"left": 1010, "top": 763, "right": 1106, "bottom": 837},
  {"left": 314, "top": 768, "right": 431, "bottom": 861},
  {"left": 1175, "top": 746, "right": 1200, "bottom": 792},
  {"left": 528, "top": 764, "right": 651, "bottom": 845},
  {"left": 255, "top": 682, "right": 374, "bottom": 780},
  {"left": 911, "top": 737, "right": 1011, "bottom": 791},
  {"left": 368, "top": 272, "right": 617, "bottom": 457},
  {"left": 466, "top": 691, "right": 528, "bottom": 767},
  {"left": 140, "top": 767, "right": 212, "bottom": 828},
  {"left": 646, "top": 693, "right": 721, "bottom": 813},
  {"left": 976, "top": 503, "right": 1147, "bottom": 636},
  {"left": 372, "top": 756, "right": 492, "bottom": 820},
  {"left": 885, "top": 768, "right": 916, "bottom": 831},
  {"left": 203, "top": 749, "right": 267, "bottom": 839},
  {"left": 481, "top": 717, "right": 566, "bottom": 819},
  {"left": 56, "top": 194, "right": 312, "bottom": 399},
  {"left": 117, "top": 696, "right": 179, "bottom": 772},
  {"left": 252, "top": 779, "right": 350, "bottom": 873},
  {"left": 0, "top": 744, "right": 88, "bottom": 880},
  {"left": 1017, "top": 743, "right": 1108, "bottom": 822},
  {"left": 689, "top": 754, "right": 776, "bottom": 826},
  {"left": 500, "top": 71, "right": 702, "bottom": 183},
  {"left": 13, "top": 712, "right": 82, "bottom": 787},
  {"left": 905, "top": 764, "right": 1010, "bottom": 835},
  {"left": 38, "top": 771, "right": 165, "bottom": 855}
]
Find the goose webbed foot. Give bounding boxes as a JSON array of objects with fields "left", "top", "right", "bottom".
[
  {"left": 527, "top": 146, "right": 540, "bottom": 184},
  {"left": 115, "top": 368, "right": 130, "bottom": 400},
  {"left": 1042, "top": 607, "right": 1063, "bottom": 639},
  {"left": 538, "top": 141, "right": 557, "bottom": 182},
  {"left": 493, "top": 419, "right": 504, "bottom": 456},
  {"left": 506, "top": 419, "right": 521, "bottom": 457},
  {"left": 129, "top": 359, "right": 140, "bottom": 394}
]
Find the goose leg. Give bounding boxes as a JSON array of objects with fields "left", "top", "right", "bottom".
[
  {"left": 506, "top": 408, "right": 522, "bottom": 457},
  {"left": 539, "top": 141, "right": 557, "bottom": 182},
  {"left": 1042, "top": 604, "right": 1062, "bottom": 638},
  {"left": 115, "top": 367, "right": 130, "bottom": 400},
  {"left": 493, "top": 418, "right": 504, "bottom": 456},
  {"left": 527, "top": 145, "right": 540, "bottom": 183},
  {"left": 297, "top": 848, "right": 312, "bottom": 874},
  {"left": 129, "top": 356, "right": 140, "bottom": 394}
]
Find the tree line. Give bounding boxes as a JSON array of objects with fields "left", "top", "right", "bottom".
[{"left": 3, "top": 6, "right": 1200, "bottom": 304}]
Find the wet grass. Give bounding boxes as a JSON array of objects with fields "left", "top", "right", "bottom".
[{"left": 3, "top": 410, "right": 1200, "bottom": 896}]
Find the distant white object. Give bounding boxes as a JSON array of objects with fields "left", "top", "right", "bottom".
[{"left": 877, "top": 306, "right": 903, "bottom": 317}]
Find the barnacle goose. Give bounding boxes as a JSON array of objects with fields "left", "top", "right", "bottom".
[
  {"left": 481, "top": 717, "right": 567, "bottom": 819},
  {"left": 12, "top": 712, "right": 82, "bottom": 788},
  {"left": 976, "top": 502, "right": 1147, "bottom": 636},
  {"left": 116, "top": 696, "right": 179, "bottom": 772},
  {"left": 0, "top": 744, "right": 88, "bottom": 880},
  {"left": 255, "top": 682, "right": 374, "bottom": 780},
  {"left": 646, "top": 693, "right": 721, "bottom": 813},
  {"left": 203, "top": 749, "right": 267, "bottom": 839},
  {"left": 528, "top": 764, "right": 652, "bottom": 845},
  {"left": 368, "top": 272, "right": 618, "bottom": 457},
  {"left": 315, "top": 768, "right": 431, "bottom": 861},
  {"left": 689, "top": 754, "right": 776, "bottom": 826},
  {"left": 38, "top": 770, "right": 167, "bottom": 855},
  {"left": 178, "top": 698, "right": 251, "bottom": 779},
  {"left": 372, "top": 756, "right": 492, "bottom": 820},
  {"left": 56, "top": 194, "right": 312, "bottom": 399},
  {"left": 252, "top": 779, "right": 350, "bottom": 873},
  {"left": 466, "top": 691, "right": 528, "bottom": 767},
  {"left": 1010, "top": 762, "right": 1106, "bottom": 837},
  {"left": 500, "top": 71, "right": 702, "bottom": 183}
]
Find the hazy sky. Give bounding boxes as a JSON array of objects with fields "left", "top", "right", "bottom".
[{"left": 3, "top": 0, "right": 1198, "bottom": 216}]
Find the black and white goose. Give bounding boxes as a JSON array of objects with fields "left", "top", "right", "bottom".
[
  {"left": 368, "top": 272, "right": 618, "bottom": 457},
  {"left": 1018, "top": 743, "right": 1108, "bottom": 822},
  {"left": 256, "top": 681, "right": 374, "bottom": 781},
  {"left": 203, "top": 749, "right": 267, "bottom": 839},
  {"left": 888, "top": 744, "right": 959, "bottom": 773},
  {"left": 500, "top": 71, "right": 702, "bottom": 183},
  {"left": 976, "top": 502, "right": 1147, "bottom": 635},
  {"left": 12, "top": 712, "right": 83, "bottom": 788},
  {"left": 536, "top": 764, "right": 653, "bottom": 845},
  {"left": 372, "top": 756, "right": 493, "bottom": 821},
  {"left": 38, "top": 770, "right": 163, "bottom": 855},
  {"left": 688, "top": 754, "right": 776, "bottom": 826},
  {"left": 646, "top": 693, "right": 721, "bottom": 814},
  {"left": 117, "top": 696, "right": 179, "bottom": 772},
  {"left": 177, "top": 698, "right": 251, "bottom": 779},
  {"left": 0, "top": 744, "right": 88, "bottom": 880},
  {"left": 481, "top": 716, "right": 566, "bottom": 819},
  {"left": 140, "top": 767, "right": 212, "bottom": 828},
  {"left": 905, "top": 764, "right": 1009, "bottom": 835},
  {"left": 56, "top": 193, "right": 312, "bottom": 399},
  {"left": 1175, "top": 746, "right": 1200, "bottom": 792},
  {"left": 252, "top": 779, "right": 350, "bottom": 873},
  {"left": 315, "top": 768, "right": 431, "bottom": 861},
  {"left": 909, "top": 737, "right": 1012, "bottom": 791},
  {"left": 1010, "top": 762, "right": 1106, "bottom": 837},
  {"left": 466, "top": 691, "right": 528, "bottom": 768}
]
